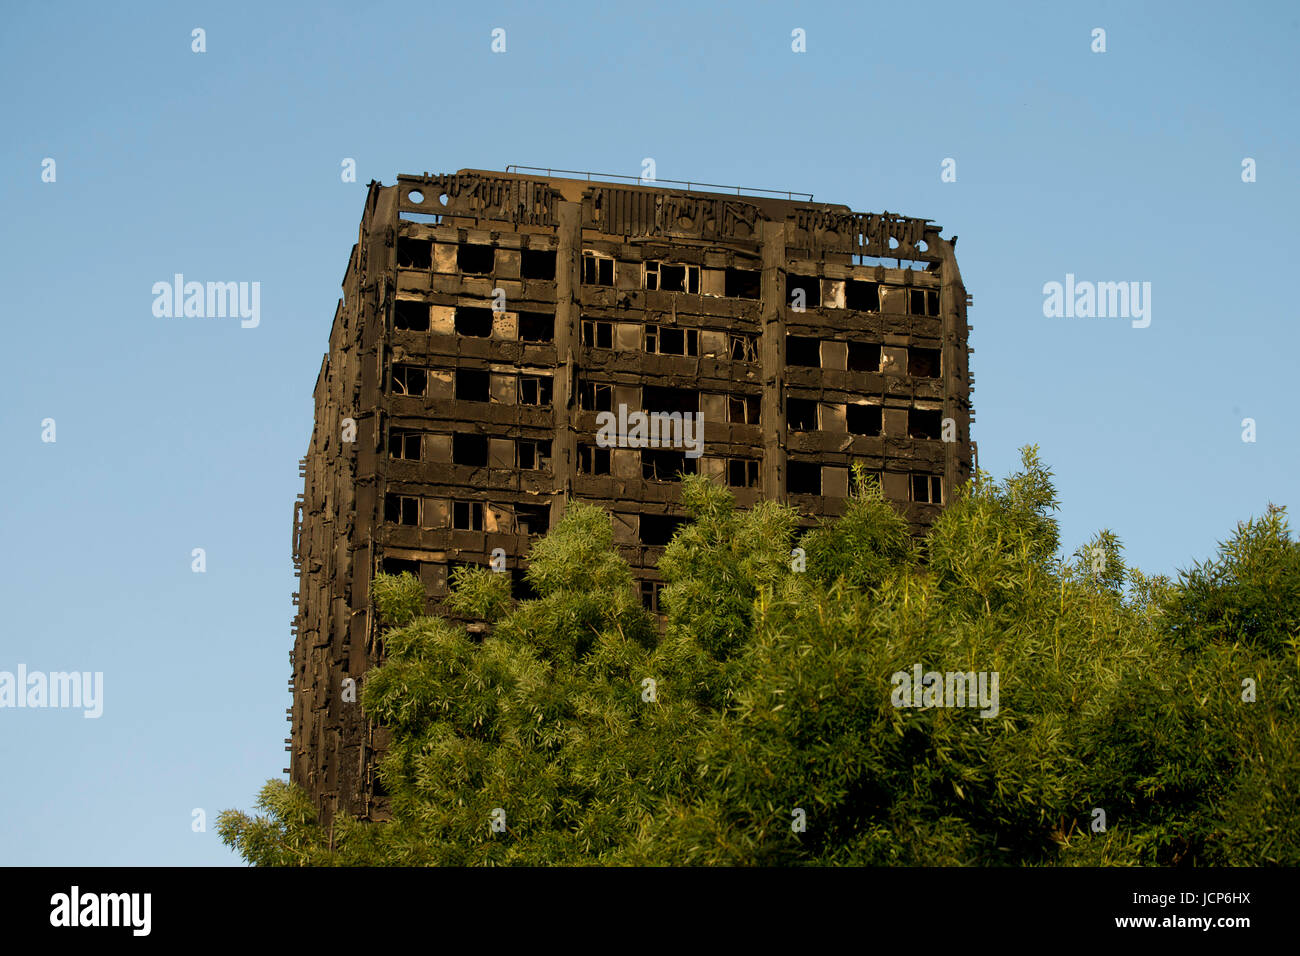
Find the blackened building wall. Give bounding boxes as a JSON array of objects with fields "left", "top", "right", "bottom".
[{"left": 288, "top": 168, "right": 976, "bottom": 823}]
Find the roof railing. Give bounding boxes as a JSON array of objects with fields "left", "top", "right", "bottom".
[{"left": 503, "top": 165, "right": 814, "bottom": 202}]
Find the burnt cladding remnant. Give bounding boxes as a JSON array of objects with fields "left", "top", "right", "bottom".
[{"left": 287, "top": 167, "right": 977, "bottom": 823}]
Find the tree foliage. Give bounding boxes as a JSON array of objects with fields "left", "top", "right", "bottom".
[{"left": 220, "top": 447, "right": 1300, "bottom": 865}]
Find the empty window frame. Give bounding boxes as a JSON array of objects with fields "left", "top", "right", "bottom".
[
  {"left": 515, "top": 503, "right": 550, "bottom": 536},
  {"left": 645, "top": 261, "right": 700, "bottom": 293},
  {"left": 384, "top": 494, "right": 420, "bottom": 526},
  {"left": 455, "top": 306, "right": 493, "bottom": 337},
  {"left": 581, "top": 251, "right": 615, "bottom": 286},
  {"left": 578, "top": 381, "right": 613, "bottom": 412},
  {"left": 728, "top": 394, "right": 761, "bottom": 425},
  {"left": 786, "top": 398, "right": 819, "bottom": 431},
  {"left": 849, "top": 467, "right": 883, "bottom": 495},
  {"left": 725, "top": 267, "right": 761, "bottom": 299},
  {"left": 458, "top": 243, "right": 495, "bottom": 275},
  {"left": 577, "top": 443, "right": 611, "bottom": 475},
  {"left": 644, "top": 324, "right": 699, "bottom": 356},
  {"left": 519, "top": 311, "right": 554, "bottom": 343},
  {"left": 639, "top": 513, "right": 685, "bottom": 546},
  {"left": 396, "top": 238, "right": 432, "bottom": 269},
  {"left": 394, "top": 300, "right": 430, "bottom": 331},
  {"left": 786, "top": 273, "right": 821, "bottom": 309},
  {"left": 641, "top": 449, "right": 697, "bottom": 482},
  {"left": 909, "top": 289, "right": 941, "bottom": 317},
  {"left": 787, "top": 461, "right": 822, "bottom": 495},
  {"left": 729, "top": 333, "right": 759, "bottom": 362},
  {"left": 727, "top": 458, "right": 760, "bottom": 489},
  {"left": 847, "top": 341, "right": 882, "bottom": 372},
  {"left": 911, "top": 474, "right": 943, "bottom": 504},
  {"left": 640, "top": 580, "right": 664, "bottom": 613},
  {"left": 452, "top": 433, "right": 488, "bottom": 466},
  {"left": 845, "top": 279, "right": 880, "bottom": 312},
  {"left": 381, "top": 557, "right": 421, "bottom": 577},
  {"left": 518, "top": 375, "right": 554, "bottom": 406},
  {"left": 452, "top": 500, "right": 484, "bottom": 531},
  {"left": 846, "top": 404, "right": 882, "bottom": 437},
  {"left": 455, "top": 369, "right": 490, "bottom": 402},
  {"left": 582, "top": 319, "right": 613, "bottom": 348},
  {"left": 391, "top": 364, "right": 428, "bottom": 397},
  {"left": 517, "top": 438, "right": 552, "bottom": 471},
  {"left": 786, "top": 335, "right": 821, "bottom": 368},
  {"left": 908, "top": 346, "right": 941, "bottom": 378},
  {"left": 908, "top": 409, "right": 943, "bottom": 440},
  {"left": 388, "top": 428, "right": 422, "bottom": 460},
  {"left": 520, "top": 248, "right": 557, "bottom": 280},
  {"left": 643, "top": 385, "right": 699, "bottom": 415}
]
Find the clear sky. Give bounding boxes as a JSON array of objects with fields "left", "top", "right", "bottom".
[{"left": 1, "top": 0, "right": 1295, "bottom": 865}]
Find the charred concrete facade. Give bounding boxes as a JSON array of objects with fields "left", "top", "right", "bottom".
[{"left": 289, "top": 168, "right": 976, "bottom": 822}]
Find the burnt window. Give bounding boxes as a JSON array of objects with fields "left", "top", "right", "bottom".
[
  {"left": 640, "top": 580, "right": 664, "bottom": 613},
  {"left": 452, "top": 501, "right": 484, "bottom": 531},
  {"left": 458, "top": 243, "right": 495, "bottom": 275},
  {"left": 643, "top": 385, "right": 698, "bottom": 415},
  {"left": 518, "top": 375, "right": 553, "bottom": 406},
  {"left": 577, "top": 444, "right": 611, "bottom": 475},
  {"left": 911, "top": 474, "right": 943, "bottom": 504},
  {"left": 394, "top": 300, "right": 430, "bottom": 331},
  {"left": 645, "top": 324, "right": 698, "bottom": 356},
  {"left": 909, "top": 409, "right": 943, "bottom": 440},
  {"left": 384, "top": 494, "right": 420, "bottom": 526},
  {"left": 391, "top": 364, "right": 427, "bottom": 397},
  {"left": 846, "top": 279, "right": 880, "bottom": 312},
  {"left": 727, "top": 458, "right": 760, "bottom": 489},
  {"left": 582, "top": 319, "right": 613, "bottom": 348},
  {"left": 849, "top": 468, "right": 882, "bottom": 495},
  {"left": 641, "top": 449, "right": 697, "bottom": 482},
  {"left": 730, "top": 333, "right": 758, "bottom": 362},
  {"left": 517, "top": 439, "right": 552, "bottom": 471},
  {"left": 908, "top": 347, "right": 941, "bottom": 378},
  {"left": 639, "top": 513, "right": 685, "bottom": 546},
  {"left": 396, "top": 238, "right": 432, "bottom": 269},
  {"left": 646, "top": 262, "right": 700, "bottom": 293},
  {"left": 787, "top": 398, "right": 819, "bottom": 431},
  {"left": 846, "top": 404, "right": 882, "bottom": 437},
  {"left": 388, "top": 428, "right": 422, "bottom": 460},
  {"left": 725, "top": 267, "right": 761, "bottom": 299},
  {"left": 510, "top": 567, "right": 539, "bottom": 600},
  {"left": 728, "top": 394, "right": 761, "bottom": 425},
  {"left": 847, "top": 342, "right": 881, "bottom": 372},
  {"left": 515, "top": 503, "right": 550, "bottom": 536},
  {"left": 455, "top": 369, "right": 490, "bottom": 402},
  {"left": 519, "top": 312, "right": 554, "bottom": 343},
  {"left": 521, "top": 249, "right": 556, "bottom": 280},
  {"left": 381, "top": 557, "right": 421, "bottom": 577},
  {"left": 455, "top": 307, "right": 493, "bottom": 338},
  {"left": 786, "top": 274, "right": 820, "bottom": 308},
  {"left": 787, "top": 461, "right": 822, "bottom": 495},
  {"left": 582, "top": 252, "right": 614, "bottom": 286},
  {"left": 909, "top": 289, "right": 941, "bottom": 316},
  {"left": 786, "top": 335, "right": 821, "bottom": 368},
  {"left": 452, "top": 433, "right": 488, "bottom": 466},
  {"left": 579, "top": 381, "right": 613, "bottom": 412}
]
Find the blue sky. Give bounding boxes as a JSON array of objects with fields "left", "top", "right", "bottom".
[{"left": 1, "top": 0, "right": 1295, "bottom": 865}]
